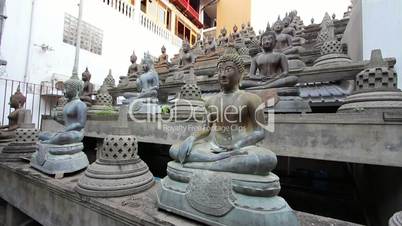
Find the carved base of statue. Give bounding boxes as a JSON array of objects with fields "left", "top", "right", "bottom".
[
  {"left": 337, "top": 91, "right": 402, "bottom": 113},
  {"left": 30, "top": 142, "right": 89, "bottom": 175},
  {"left": 75, "top": 135, "right": 154, "bottom": 197},
  {"left": 390, "top": 211, "right": 402, "bottom": 226},
  {"left": 0, "top": 128, "right": 38, "bottom": 162},
  {"left": 0, "top": 130, "right": 15, "bottom": 151},
  {"left": 288, "top": 58, "right": 306, "bottom": 72},
  {"left": 127, "top": 97, "right": 160, "bottom": 114},
  {"left": 269, "top": 96, "right": 312, "bottom": 114},
  {"left": 157, "top": 161, "right": 300, "bottom": 226},
  {"left": 194, "top": 55, "right": 221, "bottom": 77}
]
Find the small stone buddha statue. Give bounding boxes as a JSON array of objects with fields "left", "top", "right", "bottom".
[
  {"left": 170, "top": 53, "right": 276, "bottom": 173},
  {"left": 123, "top": 53, "right": 159, "bottom": 105},
  {"left": 240, "top": 30, "right": 297, "bottom": 89},
  {"left": 127, "top": 50, "right": 139, "bottom": 80},
  {"left": 246, "top": 21, "right": 256, "bottom": 38},
  {"left": 217, "top": 27, "right": 229, "bottom": 47},
  {"left": 0, "top": 86, "right": 30, "bottom": 148},
  {"left": 0, "top": 86, "right": 27, "bottom": 132},
  {"left": 166, "top": 41, "right": 196, "bottom": 84},
  {"left": 272, "top": 17, "right": 299, "bottom": 56},
  {"left": 192, "top": 34, "right": 204, "bottom": 56},
  {"left": 80, "top": 67, "right": 95, "bottom": 107},
  {"left": 158, "top": 53, "right": 300, "bottom": 225},
  {"left": 39, "top": 74, "right": 87, "bottom": 145},
  {"left": 204, "top": 36, "right": 217, "bottom": 56},
  {"left": 156, "top": 45, "right": 169, "bottom": 65},
  {"left": 240, "top": 23, "right": 248, "bottom": 37}
]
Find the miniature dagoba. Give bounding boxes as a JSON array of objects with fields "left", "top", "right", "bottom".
[
  {"left": 158, "top": 53, "right": 299, "bottom": 226},
  {"left": 315, "top": 13, "right": 332, "bottom": 49},
  {"left": 122, "top": 53, "right": 160, "bottom": 114},
  {"left": 389, "top": 211, "right": 402, "bottom": 226},
  {"left": 119, "top": 51, "right": 139, "bottom": 87},
  {"left": 170, "top": 84, "right": 206, "bottom": 121},
  {"left": 80, "top": 68, "right": 95, "bottom": 107},
  {"left": 0, "top": 127, "right": 39, "bottom": 161},
  {"left": 31, "top": 74, "right": 89, "bottom": 176},
  {"left": 88, "top": 72, "right": 115, "bottom": 115},
  {"left": 0, "top": 86, "right": 33, "bottom": 150},
  {"left": 155, "top": 46, "right": 170, "bottom": 81},
  {"left": 338, "top": 49, "right": 402, "bottom": 113},
  {"left": 165, "top": 41, "right": 196, "bottom": 84},
  {"left": 313, "top": 18, "right": 351, "bottom": 67},
  {"left": 103, "top": 69, "right": 116, "bottom": 89},
  {"left": 75, "top": 134, "right": 154, "bottom": 197},
  {"left": 272, "top": 17, "right": 305, "bottom": 71}
]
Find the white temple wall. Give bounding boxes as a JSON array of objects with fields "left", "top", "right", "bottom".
[{"left": 1, "top": 0, "right": 181, "bottom": 87}]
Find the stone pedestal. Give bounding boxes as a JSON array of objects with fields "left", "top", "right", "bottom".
[
  {"left": 0, "top": 131, "right": 14, "bottom": 151},
  {"left": 129, "top": 97, "right": 161, "bottom": 114},
  {"left": 30, "top": 142, "right": 89, "bottom": 175},
  {"left": 158, "top": 162, "right": 299, "bottom": 226},
  {"left": 0, "top": 128, "right": 38, "bottom": 161},
  {"left": 390, "top": 211, "right": 402, "bottom": 226},
  {"left": 75, "top": 135, "right": 154, "bottom": 197}
]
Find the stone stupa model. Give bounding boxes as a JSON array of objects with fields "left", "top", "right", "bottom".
[{"left": 75, "top": 134, "right": 155, "bottom": 197}]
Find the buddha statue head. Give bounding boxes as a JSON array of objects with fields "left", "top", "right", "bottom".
[
  {"left": 82, "top": 67, "right": 91, "bottom": 82},
  {"left": 141, "top": 53, "right": 154, "bottom": 72},
  {"left": 217, "top": 54, "right": 245, "bottom": 92},
  {"left": 241, "top": 23, "right": 246, "bottom": 30},
  {"left": 182, "top": 40, "right": 190, "bottom": 53},
  {"left": 9, "top": 86, "right": 26, "bottom": 110},
  {"left": 273, "top": 17, "right": 284, "bottom": 33},
  {"left": 221, "top": 27, "right": 227, "bottom": 37},
  {"left": 64, "top": 74, "right": 84, "bottom": 100},
  {"left": 260, "top": 30, "right": 277, "bottom": 52},
  {"left": 130, "top": 51, "right": 137, "bottom": 64},
  {"left": 283, "top": 16, "right": 292, "bottom": 27},
  {"left": 233, "top": 24, "right": 238, "bottom": 33},
  {"left": 161, "top": 45, "right": 166, "bottom": 54}
]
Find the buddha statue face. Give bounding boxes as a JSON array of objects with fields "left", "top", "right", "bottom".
[
  {"left": 241, "top": 23, "right": 246, "bottom": 30},
  {"left": 221, "top": 28, "right": 227, "bottom": 37},
  {"left": 283, "top": 17, "right": 291, "bottom": 27},
  {"left": 217, "top": 55, "right": 244, "bottom": 92},
  {"left": 161, "top": 46, "right": 166, "bottom": 54},
  {"left": 182, "top": 42, "right": 190, "bottom": 53},
  {"left": 233, "top": 25, "right": 238, "bottom": 33},
  {"left": 82, "top": 68, "right": 91, "bottom": 82},
  {"left": 260, "top": 31, "right": 277, "bottom": 52},
  {"left": 273, "top": 20, "right": 284, "bottom": 33},
  {"left": 142, "top": 62, "right": 150, "bottom": 72}
]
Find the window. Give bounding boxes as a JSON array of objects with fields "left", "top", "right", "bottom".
[
  {"left": 63, "top": 13, "right": 103, "bottom": 55},
  {"left": 158, "top": 7, "right": 166, "bottom": 25}
]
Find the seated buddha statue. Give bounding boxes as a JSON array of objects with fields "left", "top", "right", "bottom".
[
  {"left": 240, "top": 30, "right": 298, "bottom": 90},
  {"left": 118, "top": 51, "right": 139, "bottom": 87},
  {"left": 272, "top": 17, "right": 299, "bottom": 56},
  {"left": 80, "top": 68, "right": 95, "bottom": 107},
  {"left": 39, "top": 74, "right": 87, "bottom": 145},
  {"left": 0, "top": 86, "right": 29, "bottom": 144},
  {"left": 156, "top": 45, "right": 168, "bottom": 65},
  {"left": 246, "top": 21, "right": 256, "bottom": 38},
  {"left": 166, "top": 41, "right": 196, "bottom": 84},
  {"left": 204, "top": 36, "right": 217, "bottom": 56},
  {"left": 217, "top": 27, "right": 229, "bottom": 47},
  {"left": 169, "top": 53, "right": 277, "bottom": 174},
  {"left": 230, "top": 24, "right": 244, "bottom": 49},
  {"left": 123, "top": 53, "right": 159, "bottom": 104}
]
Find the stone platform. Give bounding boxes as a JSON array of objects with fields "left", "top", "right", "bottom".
[{"left": 0, "top": 162, "right": 362, "bottom": 226}]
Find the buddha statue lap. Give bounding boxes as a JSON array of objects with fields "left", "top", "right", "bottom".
[
  {"left": 157, "top": 53, "right": 299, "bottom": 226},
  {"left": 31, "top": 74, "right": 89, "bottom": 175}
]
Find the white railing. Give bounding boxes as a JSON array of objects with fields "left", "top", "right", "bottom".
[{"left": 101, "top": 0, "right": 135, "bottom": 19}]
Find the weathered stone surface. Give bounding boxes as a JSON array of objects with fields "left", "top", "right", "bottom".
[
  {"left": 0, "top": 162, "right": 361, "bottom": 226},
  {"left": 30, "top": 143, "right": 89, "bottom": 175},
  {"left": 75, "top": 135, "right": 154, "bottom": 197},
  {"left": 0, "top": 128, "right": 39, "bottom": 161}
]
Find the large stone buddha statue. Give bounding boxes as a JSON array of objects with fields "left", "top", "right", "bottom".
[
  {"left": 32, "top": 74, "right": 89, "bottom": 175},
  {"left": 158, "top": 53, "right": 299, "bottom": 226},
  {"left": 240, "top": 30, "right": 298, "bottom": 90}
]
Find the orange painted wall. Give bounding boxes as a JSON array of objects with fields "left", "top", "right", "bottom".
[{"left": 216, "top": 0, "right": 251, "bottom": 37}]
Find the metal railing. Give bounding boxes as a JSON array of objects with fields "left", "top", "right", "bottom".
[{"left": 0, "top": 78, "right": 62, "bottom": 129}]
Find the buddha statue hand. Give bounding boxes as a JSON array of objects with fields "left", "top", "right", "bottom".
[{"left": 171, "top": 136, "right": 196, "bottom": 164}]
